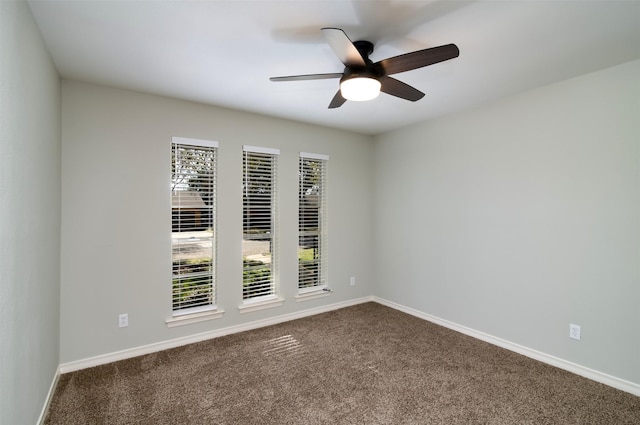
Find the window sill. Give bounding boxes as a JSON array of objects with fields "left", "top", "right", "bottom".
[
  {"left": 295, "top": 288, "right": 332, "bottom": 302},
  {"left": 165, "top": 308, "right": 225, "bottom": 328},
  {"left": 238, "top": 297, "right": 285, "bottom": 314}
]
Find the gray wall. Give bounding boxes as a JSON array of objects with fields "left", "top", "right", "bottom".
[
  {"left": 0, "top": 1, "right": 62, "bottom": 424},
  {"left": 372, "top": 60, "right": 639, "bottom": 384},
  {"left": 60, "top": 81, "right": 373, "bottom": 363}
]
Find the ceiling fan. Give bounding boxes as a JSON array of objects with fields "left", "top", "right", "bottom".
[{"left": 270, "top": 27, "right": 460, "bottom": 109}]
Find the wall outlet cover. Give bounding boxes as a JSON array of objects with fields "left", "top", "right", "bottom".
[
  {"left": 119, "top": 314, "right": 129, "bottom": 328},
  {"left": 569, "top": 323, "right": 581, "bottom": 340}
]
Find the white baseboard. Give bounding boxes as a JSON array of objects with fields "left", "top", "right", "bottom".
[
  {"left": 38, "top": 366, "right": 60, "bottom": 425},
  {"left": 373, "top": 296, "right": 640, "bottom": 397},
  {"left": 59, "top": 296, "right": 373, "bottom": 374},
  {"left": 57, "top": 295, "right": 639, "bottom": 397}
]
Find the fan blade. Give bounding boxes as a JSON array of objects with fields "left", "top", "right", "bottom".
[
  {"left": 270, "top": 73, "right": 343, "bottom": 82},
  {"left": 376, "top": 44, "right": 459, "bottom": 76},
  {"left": 379, "top": 76, "right": 425, "bottom": 101},
  {"left": 328, "top": 90, "right": 347, "bottom": 109},
  {"left": 321, "top": 27, "right": 366, "bottom": 67}
]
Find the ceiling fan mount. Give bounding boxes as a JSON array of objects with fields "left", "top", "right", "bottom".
[
  {"left": 342, "top": 40, "right": 380, "bottom": 79},
  {"left": 270, "top": 28, "right": 459, "bottom": 109},
  {"left": 352, "top": 40, "right": 375, "bottom": 59}
]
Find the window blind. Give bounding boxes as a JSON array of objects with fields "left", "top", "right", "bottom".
[
  {"left": 171, "top": 137, "right": 217, "bottom": 314},
  {"left": 243, "top": 146, "right": 279, "bottom": 301},
  {"left": 298, "top": 152, "right": 328, "bottom": 292}
]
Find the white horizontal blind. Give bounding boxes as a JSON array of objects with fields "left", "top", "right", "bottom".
[
  {"left": 243, "top": 146, "right": 279, "bottom": 301},
  {"left": 171, "top": 138, "right": 217, "bottom": 314},
  {"left": 298, "top": 152, "right": 328, "bottom": 291}
]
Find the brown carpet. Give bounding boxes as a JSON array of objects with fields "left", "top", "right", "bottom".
[{"left": 45, "top": 302, "right": 639, "bottom": 424}]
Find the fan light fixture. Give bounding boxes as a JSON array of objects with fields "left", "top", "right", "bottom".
[{"left": 340, "top": 77, "right": 381, "bottom": 101}]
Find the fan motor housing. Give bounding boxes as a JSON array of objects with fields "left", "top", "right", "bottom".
[{"left": 340, "top": 68, "right": 380, "bottom": 86}]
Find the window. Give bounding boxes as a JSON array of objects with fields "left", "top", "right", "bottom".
[
  {"left": 171, "top": 137, "right": 217, "bottom": 316},
  {"left": 298, "top": 152, "right": 328, "bottom": 293},
  {"left": 242, "top": 146, "right": 279, "bottom": 303}
]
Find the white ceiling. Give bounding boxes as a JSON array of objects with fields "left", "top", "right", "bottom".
[{"left": 28, "top": 0, "right": 640, "bottom": 135}]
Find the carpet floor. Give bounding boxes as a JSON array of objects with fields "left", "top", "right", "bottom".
[{"left": 45, "top": 302, "right": 639, "bottom": 424}]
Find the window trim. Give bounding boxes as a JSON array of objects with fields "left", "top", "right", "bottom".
[
  {"left": 165, "top": 308, "right": 225, "bottom": 328},
  {"left": 241, "top": 145, "right": 280, "bottom": 306},
  {"left": 169, "top": 136, "right": 221, "bottom": 323},
  {"left": 237, "top": 296, "right": 285, "bottom": 314},
  {"left": 295, "top": 289, "right": 332, "bottom": 302},
  {"left": 298, "top": 151, "right": 329, "bottom": 295}
]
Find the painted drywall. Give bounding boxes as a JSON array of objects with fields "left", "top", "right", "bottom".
[
  {"left": 0, "top": 1, "right": 62, "bottom": 424},
  {"left": 372, "top": 60, "right": 640, "bottom": 385},
  {"left": 60, "top": 81, "right": 372, "bottom": 363}
]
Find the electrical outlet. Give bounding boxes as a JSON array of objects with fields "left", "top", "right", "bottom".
[
  {"left": 119, "top": 313, "right": 128, "bottom": 328},
  {"left": 569, "top": 323, "right": 581, "bottom": 340},
  {"left": 350, "top": 276, "right": 356, "bottom": 286}
]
